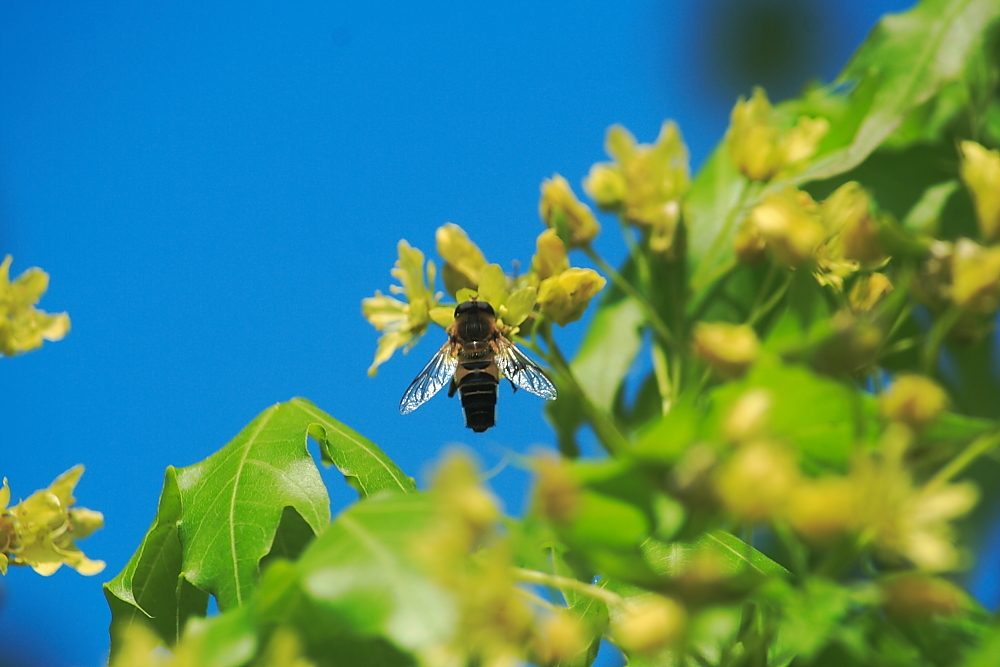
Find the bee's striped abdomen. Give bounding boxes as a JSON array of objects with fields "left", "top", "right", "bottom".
[{"left": 457, "top": 360, "right": 499, "bottom": 433}]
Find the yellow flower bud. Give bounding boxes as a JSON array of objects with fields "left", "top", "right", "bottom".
[
  {"left": 880, "top": 374, "right": 948, "bottom": 429},
  {"left": 727, "top": 88, "right": 828, "bottom": 181},
  {"left": 960, "top": 140, "right": 1000, "bottom": 242},
  {"left": 692, "top": 322, "right": 760, "bottom": 379},
  {"left": 501, "top": 286, "right": 537, "bottom": 330},
  {"left": 734, "top": 219, "right": 768, "bottom": 264},
  {"left": 880, "top": 574, "right": 969, "bottom": 621},
  {"left": 539, "top": 174, "right": 600, "bottom": 247},
  {"left": 715, "top": 441, "right": 799, "bottom": 522},
  {"left": 536, "top": 268, "right": 606, "bottom": 326},
  {"left": 0, "top": 255, "right": 71, "bottom": 357},
  {"left": 750, "top": 187, "right": 825, "bottom": 267},
  {"left": 786, "top": 476, "right": 857, "bottom": 543},
  {"left": 531, "top": 455, "right": 581, "bottom": 524},
  {"left": 822, "top": 182, "right": 884, "bottom": 262},
  {"left": 950, "top": 238, "right": 1000, "bottom": 313},
  {"left": 723, "top": 389, "right": 772, "bottom": 442},
  {"left": 611, "top": 595, "right": 686, "bottom": 655},
  {"left": 583, "top": 163, "right": 627, "bottom": 210},
  {"left": 531, "top": 229, "right": 570, "bottom": 282},
  {"left": 534, "top": 611, "right": 589, "bottom": 666},
  {"left": 436, "top": 223, "right": 488, "bottom": 295},
  {"left": 849, "top": 273, "right": 893, "bottom": 313}
]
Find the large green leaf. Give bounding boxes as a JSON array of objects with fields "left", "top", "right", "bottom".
[{"left": 105, "top": 399, "right": 414, "bottom": 655}]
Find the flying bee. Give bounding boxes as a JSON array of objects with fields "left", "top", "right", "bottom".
[{"left": 399, "top": 299, "right": 557, "bottom": 432}]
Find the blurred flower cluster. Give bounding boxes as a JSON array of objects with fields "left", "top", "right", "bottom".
[
  {"left": 0, "top": 466, "right": 104, "bottom": 576},
  {"left": 0, "top": 255, "right": 70, "bottom": 357}
]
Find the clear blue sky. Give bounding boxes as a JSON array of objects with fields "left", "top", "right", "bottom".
[{"left": 0, "top": 2, "right": 921, "bottom": 665}]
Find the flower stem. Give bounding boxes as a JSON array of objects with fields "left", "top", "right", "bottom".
[
  {"left": 513, "top": 567, "right": 623, "bottom": 608},
  {"left": 926, "top": 428, "right": 1000, "bottom": 491},
  {"left": 921, "top": 305, "right": 962, "bottom": 375}
]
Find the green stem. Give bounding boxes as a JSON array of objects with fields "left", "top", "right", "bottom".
[
  {"left": 746, "top": 273, "right": 792, "bottom": 326},
  {"left": 583, "top": 245, "right": 676, "bottom": 348},
  {"left": 512, "top": 567, "right": 623, "bottom": 608},
  {"left": 926, "top": 429, "right": 1000, "bottom": 492},
  {"left": 921, "top": 305, "right": 963, "bottom": 375}
]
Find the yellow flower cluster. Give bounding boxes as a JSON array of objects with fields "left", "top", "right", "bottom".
[
  {"left": 0, "top": 255, "right": 70, "bottom": 357},
  {"left": 713, "top": 380, "right": 974, "bottom": 572},
  {"left": 362, "top": 223, "right": 606, "bottom": 373},
  {"left": 0, "top": 466, "right": 104, "bottom": 576},
  {"left": 738, "top": 182, "right": 887, "bottom": 290},
  {"left": 584, "top": 122, "right": 690, "bottom": 255},
  {"left": 727, "top": 88, "right": 829, "bottom": 181}
]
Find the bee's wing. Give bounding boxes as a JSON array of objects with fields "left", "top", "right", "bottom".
[
  {"left": 399, "top": 341, "right": 459, "bottom": 415},
  {"left": 495, "top": 337, "right": 558, "bottom": 400}
]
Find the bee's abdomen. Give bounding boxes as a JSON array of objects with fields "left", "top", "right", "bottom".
[{"left": 457, "top": 363, "right": 499, "bottom": 433}]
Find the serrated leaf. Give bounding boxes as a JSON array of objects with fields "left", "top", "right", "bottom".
[{"left": 105, "top": 399, "right": 414, "bottom": 655}]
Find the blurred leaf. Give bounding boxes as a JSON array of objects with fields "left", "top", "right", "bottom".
[
  {"left": 190, "top": 607, "right": 258, "bottom": 667},
  {"left": 963, "top": 625, "right": 1000, "bottom": 667},
  {"left": 708, "top": 357, "right": 877, "bottom": 470},
  {"left": 903, "top": 180, "right": 960, "bottom": 234},
  {"left": 642, "top": 530, "right": 790, "bottom": 580},
  {"left": 106, "top": 399, "right": 414, "bottom": 654},
  {"left": 633, "top": 393, "right": 703, "bottom": 463},
  {"left": 296, "top": 493, "right": 455, "bottom": 652}
]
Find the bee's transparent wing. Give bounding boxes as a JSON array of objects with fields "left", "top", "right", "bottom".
[
  {"left": 496, "top": 337, "right": 558, "bottom": 400},
  {"left": 399, "top": 341, "right": 459, "bottom": 415}
]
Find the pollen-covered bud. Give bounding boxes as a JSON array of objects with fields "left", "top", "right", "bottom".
[
  {"left": 537, "top": 268, "right": 607, "bottom": 326},
  {"left": 714, "top": 440, "right": 799, "bottom": 522},
  {"left": 583, "top": 163, "right": 627, "bottom": 210},
  {"left": 532, "top": 229, "right": 570, "bottom": 282},
  {"left": 727, "top": 88, "right": 828, "bottom": 181},
  {"left": 723, "top": 389, "right": 772, "bottom": 442},
  {"left": 786, "top": 476, "right": 856, "bottom": 543},
  {"left": 533, "top": 611, "right": 589, "bottom": 666},
  {"left": 692, "top": 322, "right": 760, "bottom": 379},
  {"left": 611, "top": 595, "right": 686, "bottom": 655},
  {"left": 539, "top": 174, "right": 600, "bottom": 247},
  {"left": 849, "top": 273, "right": 893, "bottom": 313},
  {"left": 436, "top": 223, "right": 488, "bottom": 295},
  {"left": 531, "top": 454, "right": 580, "bottom": 524},
  {"left": 880, "top": 374, "right": 948, "bottom": 429},
  {"left": 950, "top": 238, "right": 1000, "bottom": 314},
  {"left": 960, "top": 140, "right": 1000, "bottom": 242},
  {"left": 750, "top": 187, "right": 825, "bottom": 267},
  {"left": 822, "top": 182, "right": 884, "bottom": 262}
]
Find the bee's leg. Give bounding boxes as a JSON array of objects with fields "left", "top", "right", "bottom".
[
  {"left": 507, "top": 378, "right": 518, "bottom": 392},
  {"left": 448, "top": 377, "right": 458, "bottom": 398}
]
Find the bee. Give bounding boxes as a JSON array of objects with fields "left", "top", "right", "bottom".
[{"left": 399, "top": 299, "right": 557, "bottom": 432}]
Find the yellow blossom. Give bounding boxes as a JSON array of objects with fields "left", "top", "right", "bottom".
[
  {"left": 960, "top": 140, "right": 1000, "bottom": 241},
  {"left": 714, "top": 440, "right": 800, "bottom": 522},
  {"left": 727, "top": 87, "right": 828, "bottom": 181},
  {"left": 880, "top": 375, "right": 948, "bottom": 429},
  {"left": 749, "top": 187, "right": 826, "bottom": 267},
  {"left": 533, "top": 611, "right": 589, "bottom": 666},
  {"left": 0, "top": 255, "right": 71, "bottom": 357},
  {"left": 2, "top": 466, "right": 105, "bottom": 576},
  {"left": 723, "top": 388, "right": 772, "bottom": 442},
  {"left": 610, "top": 595, "right": 686, "bottom": 655},
  {"left": 820, "top": 181, "right": 884, "bottom": 264},
  {"left": 536, "top": 268, "right": 606, "bottom": 326},
  {"left": 950, "top": 238, "right": 1000, "bottom": 313},
  {"left": 362, "top": 240, "right": 441, "bottom": 375},
  {"left": 539, "top": 174, "right": 600, "bottom": 247},
  {"left": 691, "top": 322, "right": 760, "bottom": 379},
  {"left": 531, "top": 229, "right": 570, "bottom": 282},
  {"left": 849, "top": 273, "right": 893, "bottom": 313},
  {"left": 466, "top": 264, "right": 538, "bottom": 333},
  {"left": 879, "top": 574, "right": 970, "bottom": 621},
  {"left": 531, "top": 454, "right": 581, "bottom": 524},
  {"left": 786, "top": 476, "right": 857, "bottom": 543},
  {"left": 584, "top": 122, "right": 690, "bottom": 255},
  {"left": 437, "top": 223, "right": 489, "bottom": 296}
]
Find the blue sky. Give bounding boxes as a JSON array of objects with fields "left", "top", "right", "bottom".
[{"left": 0, "top": 2, "right": 918, "bottom": 665}]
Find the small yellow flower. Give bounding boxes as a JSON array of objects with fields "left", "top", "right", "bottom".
[
  {"left": 531, "top": 229, "right": 570, "bottom": 282},
  {"left": 727, "top": 87, "right": 828, "bottom": 181},
  {"left": 362, "top": 240, "right": 442, "bottom": 375},
  {"left": 820, "top": 181, "right": 884, "bottom": 263},
  {"left": 691, "top": 322, "right": 760, "bottom": 379},
  {"left": 533, "top": 611, "right": 589, "bottom": 666},
  {"left": 849, "top": 273, "right": 893, "bottom": 313},
  {"left": 2, "top": 466, "right": 105, "bottom": 576},
  {"left": 0, "top": 255, "right": 71, "bottom": 357},
  {"left": 786, "top": 476, "right": 857, "bottom": 543},
  {"left": 437, "top": 223, "right": 489, "bottom": 296},
  {"left": 714, "top": 440, "right": 800, "bottom": 522},
  {"left": 467, "top": 264, "right": 538, "bottom": 333},
  {"left": 610, "top": 595, "right": 686, "bottom": 655},
  {"left": 960, "top": 140, "right": 1000, "bottom": 242},
  {"left": 723, "top": 388, "right": 772, "bottom": 442},
  {"left": 530, "top": 454, "right": 581, "bottom": 524},
  {"left": 584, "top": 121, "right": 690, "bottom": 256},
  {"left": 950, "top": 238, "right": 1000, "bottom": 314},
  {"left": 880, "top": 375, "right": 948, "bottom": 429},
  {"left": 539, "top": 174, "right": 600, "bottom": 248},
  {"left": 749, "top": 186, "right": 826, "bottom": 267},
  {"left": 536, "top": 268, "right": 606, "bottom": 326}
]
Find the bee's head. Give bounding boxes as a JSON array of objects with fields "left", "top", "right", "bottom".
[{"left": 454, "top": 299, "right": 495, "bottom": 318}]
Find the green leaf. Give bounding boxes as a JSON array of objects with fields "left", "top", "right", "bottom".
[
  {"left": 903, "top": 180, "right": 960, "bottom": 234},
  {"left": 105, "top": 399, "right": 414, "bottom": 654},
  {"left": 297, "top": 493, "right": 455, "bottom": 652},
  {"left": 641, "top": 530, "right": 790, "bottom": 580}
]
